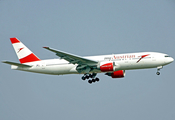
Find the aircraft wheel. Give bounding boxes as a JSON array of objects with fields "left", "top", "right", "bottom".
[
  {"left": 156, "top": 72, "right": 160, "bottom": 75},
  {"left": 95, "top": 78, "right": 99, "bottom": 82},
  {"left": 89, "top": 74, "right": 93, "bottom": 78},
  {"left": 86, "top": 76, "right": 89, "bottom": 79},
  {"left": 92, "top": 79, "right": 95, "bottom": 82},
  {"left": 88, "top": 80, "right": 92, "bottom": 84},
  {"left": 82, "top": 76, "right": 86, "bottom": 80}
]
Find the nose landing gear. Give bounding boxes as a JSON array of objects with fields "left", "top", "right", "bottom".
[
  {"left": 82, "top": 73, "right": 99, "bottom": 84},
  {"left": 156, "top": 66, "right": 163, "bottom": 75}
]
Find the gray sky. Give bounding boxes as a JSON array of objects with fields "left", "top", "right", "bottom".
[{"left": 1, "top": 0, "right": 175, "bottom": 120}]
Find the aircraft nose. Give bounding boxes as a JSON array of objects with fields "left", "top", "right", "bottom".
[
  {"left": 170, "top": 57, "right": 174, "bottom": 63},
  {"left": 164, "top": 57, "right": 174, "bottom": 64}
]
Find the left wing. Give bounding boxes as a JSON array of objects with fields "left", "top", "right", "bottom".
[{"left": 43, "top": 47, "right": 98, "bottom": 66}]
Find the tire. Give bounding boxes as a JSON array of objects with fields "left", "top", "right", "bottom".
[
  {"left": 156, "top": 72, "right": 160, "bottom": 75},
  {"left": 82, "top": 76, "right": 86, "bottom": 80},
  {"left": 88, "top": 80, "right": 92, "bottom": 84},
  {"left": 95, "top": 78, "right": 99, "bottom": 82},
  {"left": 92, "top": 79, "right": 95, "bottom": 82}
]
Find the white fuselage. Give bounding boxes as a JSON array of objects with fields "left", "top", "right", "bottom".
[{"left": 11, "top": 52, "right": 174, "bottom": 75}]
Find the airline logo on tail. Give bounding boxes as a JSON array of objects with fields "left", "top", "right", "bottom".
[
  {"left": 17, "top": 47, "right": 24, "bottom": 53},
  {"left": 10, "top": 38, "right": 40, "bottom": 63}
]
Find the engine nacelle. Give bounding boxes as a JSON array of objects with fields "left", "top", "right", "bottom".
[
  {"left": 99, "top": 62, "right": 114, "bottom": 72},
  {"left": 98, "top": 61, "right": 121, "bottom": 72},
  {"left": 106, "top": 70, "right": 125, "bottom": 78}
]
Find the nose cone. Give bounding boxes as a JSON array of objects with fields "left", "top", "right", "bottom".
[
  {"left": 170, "top": 57, "right": 174, "bottom": 63},
  {"left": 164, "top": 57, "right": 174, "bottom": 64}
]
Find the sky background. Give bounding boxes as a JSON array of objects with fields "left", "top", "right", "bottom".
[{"left": 0, "top": 0, "right": 175, "bottom": 120}]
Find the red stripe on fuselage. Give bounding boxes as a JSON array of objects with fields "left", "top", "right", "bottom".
[
  {"left": 10, "top": 38, "right": 20, "bottom": 44},
  {"left": 19, "top": 53, "right": 40, "bottom": 63},
  {"left": 137, "top": 54, "right": 149, "bottom": 63}
]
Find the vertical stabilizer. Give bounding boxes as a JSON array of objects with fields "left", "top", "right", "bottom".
[{"left": 10, "top": 38, "right": 40, "bottom": 63}]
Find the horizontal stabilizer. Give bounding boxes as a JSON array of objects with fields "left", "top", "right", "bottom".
[{"left": 2, "top": 61, "right": 32, "bottom": 67}]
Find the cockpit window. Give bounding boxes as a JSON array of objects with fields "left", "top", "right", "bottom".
[{"left": 165, "top": 55, "right": 170, "bottom": 57}]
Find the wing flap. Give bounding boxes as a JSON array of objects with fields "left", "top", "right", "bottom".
[{"left": 2, "top": 61, "right": 32, "bottom": 67}]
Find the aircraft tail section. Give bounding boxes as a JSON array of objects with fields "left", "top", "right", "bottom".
[{"left": 10, "top": 38, "right": 40, "bottom": 63}]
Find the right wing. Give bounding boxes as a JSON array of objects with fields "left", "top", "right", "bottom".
[{"left": 2, "top": 61, "right": 32, "bottom": 67}]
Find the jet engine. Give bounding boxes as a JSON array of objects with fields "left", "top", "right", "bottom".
[
  {"left": 105, "top": 70, "right": 125, "bottom": 78},
  {"left": 98, "top": 61, "right": 120, "bottom": 72},
  {"left": 98, "top": 62, "right": 114, "bottom": 72}
]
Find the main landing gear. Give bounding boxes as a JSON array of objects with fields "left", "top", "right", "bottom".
[
  {"left": 88, "top": 78, "right": 99, "bottom": 84},
  {"left": 156, "top": 66, "right": 163, "bottom": 75},
  {"left": 82, "top": 73, "right": 99, "bottom": 84}
]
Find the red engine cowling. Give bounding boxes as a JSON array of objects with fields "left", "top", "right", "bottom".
[
  {"left": 106, "top": 70, "right": 125, "bottom": 78},
  {"left": 111, "top": 70, "right": 125, "bottom": 78},
  {"left": 100, "top": 62, "right": 114, "bottom": 72}
]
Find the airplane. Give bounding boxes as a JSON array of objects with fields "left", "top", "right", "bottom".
[{"left": 2, "top": 38, "right": 174, "bottom": 84}]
